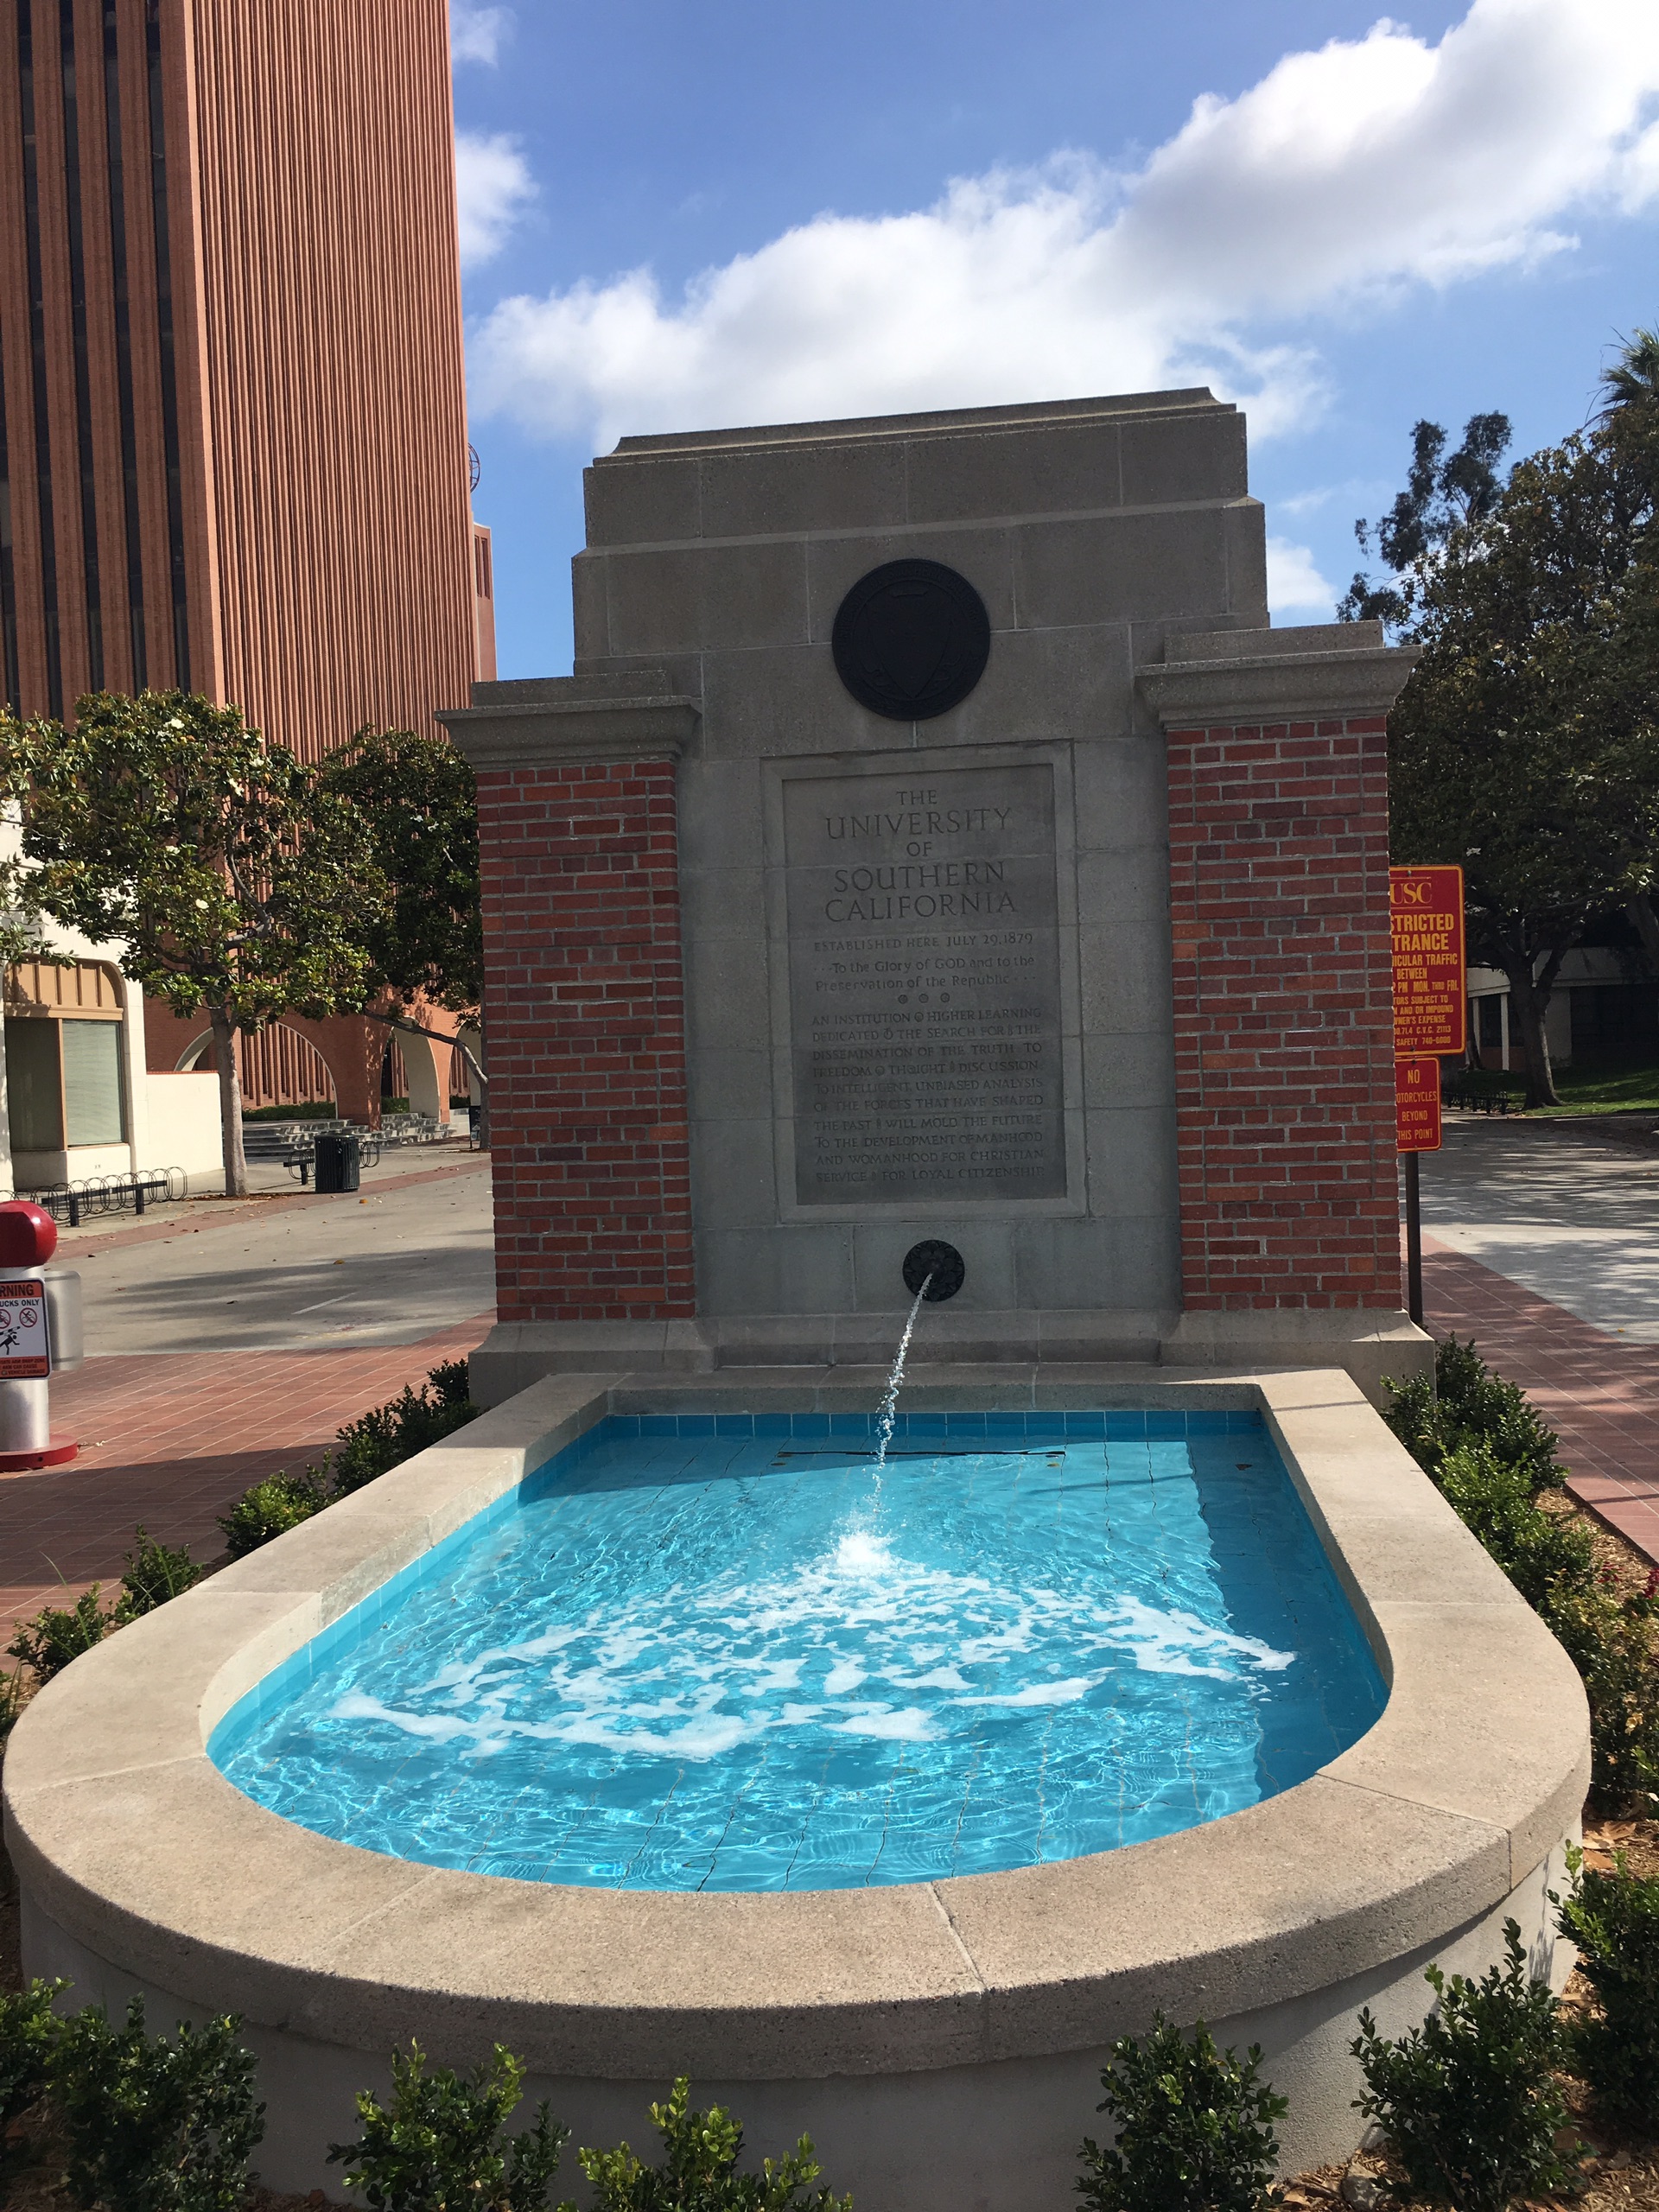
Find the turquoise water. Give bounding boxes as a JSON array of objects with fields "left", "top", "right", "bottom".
[{"left": 211, "top": 1411, "right": 1386, "bottom": 1891}]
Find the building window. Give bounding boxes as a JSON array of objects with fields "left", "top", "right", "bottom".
[
  {"left": 3, "top": 959, "right": 128, "bottom": 1152},
  {"left": 61, "top": 1018, "right": 125, "bottom": 1142},
  {"left": 5, "top": 1019, "right": 64, "bottom": 1147}
]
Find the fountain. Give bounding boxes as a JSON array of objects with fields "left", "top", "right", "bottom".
[{"left": 3, "top": 393, "right": 1584, "bottom": 2212}]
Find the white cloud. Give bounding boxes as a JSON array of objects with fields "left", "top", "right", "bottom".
[
  {"left": 468, "top": 0, "right": 1659, "bottom": 449},
  {"left": 455, "top": 131, "right": 537, "bottom": 269},
  {"left": 450, "top": 3, "right": 510, "bottom": 66},
  {"left": 1266, "top": 537, "right": 1339, "bottom": 616}
]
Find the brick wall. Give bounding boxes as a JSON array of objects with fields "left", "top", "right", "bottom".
[
  {"left": 478, "top": 756, "right": 694, "bottom": 1321},
  {"left": 1166, "top": 715, "right": 1402, "bottom": 1311}
]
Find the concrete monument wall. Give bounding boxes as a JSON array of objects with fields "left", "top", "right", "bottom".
[{"left": 442, "top": 390, "right": 1426, "bottom": 1396}]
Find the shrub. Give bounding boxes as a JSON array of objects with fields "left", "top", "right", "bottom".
[
  {"left": 1435, "top": 1444, "right": 1594, "bottom": 1609},
  {"left": 6, "top": 1587, "right": 111, "bottom": 1683},
  {"left": 1554, "top": 1845, "right": 1659, "bottom": 2128},
  {"left": 219, "top": 1362, "right": 479, "bottom": 1544},
  {"left": 578, "top": 2077, "right": 849, "bottom": 2211},
  {"left": 1542, "top": 1586, "right": 1659, "bottom": 1804},
  {"left": 331, "top": 1374, "right": 478, "bottom": 1499},
  {"left": 116, "top": 1528, "right": 204, "bottom": 1621},
  {"left": 52, "top": 1995, "right": 264, "bottom": 2212},
  {"left": 0, "top": 1979, "right": 68, "bottom": 2201},
  {"left": 1384, "top": 1336, "right": 1562, "bottom": 1492},
  {"left": 0, "top": 1665, "right": 27, "bottom": 1745},
  {"left": 1351, "top": 1920, "right": 1573, "bottom": 2212},
  {"left": 217, "top": 1469, "right": 329, "bottom": 1559},
  {"left": 327, "top": 2042, "right": 568, "bottom": 2212},
  {"left": 1076, "top": 2013, "right": 1287, "bottom": 2212}
]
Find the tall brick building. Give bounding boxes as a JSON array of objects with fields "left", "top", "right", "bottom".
[{"left": 0, "top": 0, "right": 491, "bottom": 1147}]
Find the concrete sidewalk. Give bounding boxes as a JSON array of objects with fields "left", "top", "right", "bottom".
[{"left": 1413, "top": 1120, "right": 1659, "bottom": 1566}]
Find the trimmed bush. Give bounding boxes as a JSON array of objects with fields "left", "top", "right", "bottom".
[
  {"left": 0, "top": 1665, "right": 27, "bottom": 1745},
  {"left": 578, "top": 2077, "right": 850, "bottom": 2211},
  {"left": 328, "top": 2043, "right": 567, "bottom": 2212},
  {"left": 1351, "top": 1920, "right": 1573, "bottom": 2212},
  {"left": 52, "top": 1995, "right": 264, "bottom": 2212},
  {"left": 219, "top": 1360, "right": 478, "bottom": 1550},
  {"left": 1554, "top": 1845, "right": 1659, "bottom": 2129},
  {"left": 116, "top": 1528, "right": 204, "bottom": 1621},
  {"left": 217, "top": 1469, "right": 329, "bottom": 1559},
  {"left": 1386, "top": 1337, "right": 1659, "bottom": 1810},
  {"left": 1077, "top": 2013, "right": 1286, "bottom": 2212},
  {"left": 1542, "top": 1586, "right": 1659, "bottom": 1803},
  {"left": 1435, "top": 1444, "right": 1594, "bottom": 1609},
  {"left": 5, "top": 1587, "right": 111, "bottom": 1683},
  {"left": 331, "top": 1374, "right": 477, "bottom": 1499},
  {"left": 1384, "top": 1335, "right": 1562, "bottom": 1492},
  {"left": 0, "top": 1979, "right": 67, "bottom": 2202}
]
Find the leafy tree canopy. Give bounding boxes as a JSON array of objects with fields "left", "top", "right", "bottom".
[
  {"left": 0, "top": 690, "right": 385, "bottom": 1191},
  {"left": 1340, "top": 412, "right": 1512, "bottom": 632},
  {"left": 1382, "top": 338, "right": 1659, "bottom": 1103},
  {"left": 318, "top": 728, "right": 480, "bottom": 1013}
]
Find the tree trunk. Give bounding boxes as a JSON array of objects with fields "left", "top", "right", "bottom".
[
  {"left": 209, "top": 1007, "right": 248, "bottom": 1197},
  {"left": 474, "top": 1007, "right": 489, "bottom": 1150},
  {"left": 1497, "top": 940, "right": 1568, "bottom": 1109}
]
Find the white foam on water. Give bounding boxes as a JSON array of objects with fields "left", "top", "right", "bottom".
[{"left": 332, "top": 1517, "right": 1297, "bottom": 1764}]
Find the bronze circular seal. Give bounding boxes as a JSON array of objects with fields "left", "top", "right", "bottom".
[{"left": 831, "top": 559, "right": 990, "bottom": 721}]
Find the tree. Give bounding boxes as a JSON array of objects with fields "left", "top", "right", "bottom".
[
  {"left": 1340, "top": 412, "right": 1512, "bottom": 632},
  {"left": 315, "top": 730, "right": 486, "bottom": 1116},
  {"left": 1387, "top": 374, "right": 1659, "bottom": 1104},
  {"left": 0, "top": 690, "right": 384, "bottom": 1193}
]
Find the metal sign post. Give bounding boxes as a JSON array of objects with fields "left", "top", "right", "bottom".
[
  {"left": 1389, "top": 868, "right": 1465, "bottom": 1331},
  {"left": 0, "top": 1200, "right": 79, "bottom": 1470}
]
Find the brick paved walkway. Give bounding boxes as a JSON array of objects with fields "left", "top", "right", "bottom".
[
  {"left": 1, "top": 1319, "right": 488, "bottom": 1639},
  {"left": 1424, "top": 1234, "right": 1659, "bottom": 1568}
]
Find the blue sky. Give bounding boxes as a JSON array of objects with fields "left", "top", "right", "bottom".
[{"left": 448, "top": 0, "right": 1659, "bottom": 677}]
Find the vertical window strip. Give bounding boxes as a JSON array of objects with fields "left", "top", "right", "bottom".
[
  {"left": 143, "top": 0, "right": 187, "bottom": 688},
  {"left": 101, "top": 0, "right": 143, "bottom": 686},
  {"left": 58, "top": 0, "right": 103, "bottom": 689},
  {"left": 0, "top": 354, "right": 19, "bottom": 708},
  {"left": 17, "top": 0, "right": 64, "bottom": 718}
]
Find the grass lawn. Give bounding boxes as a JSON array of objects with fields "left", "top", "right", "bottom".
[{"left": 1543, "top": 1062, "right": 1659, "bottom": 1114}]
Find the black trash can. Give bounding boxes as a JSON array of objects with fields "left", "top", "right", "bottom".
[{"left": 314, "top": 1130, "right": 361, "bottom": 1194}]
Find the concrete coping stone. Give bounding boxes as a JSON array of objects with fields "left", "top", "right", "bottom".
[
  {"left": 3, "top": 1366, "right": 1589, "bottom": 2082},
  {"left": 605, "top": 388, "right": 1234, "bottom": 459}
]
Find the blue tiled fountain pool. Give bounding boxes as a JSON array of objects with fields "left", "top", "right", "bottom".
[{"left": 211, "top": 1411, "right": 1387, "bottom": 1891}]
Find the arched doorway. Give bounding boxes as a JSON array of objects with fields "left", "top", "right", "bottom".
[{"left": 179, "top": 1021, "right": 339, "bottom": 1112}]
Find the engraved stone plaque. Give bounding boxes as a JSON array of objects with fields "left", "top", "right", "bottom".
[{"left": 784, "top": 762, "right": 1066, "bottom": 1205}]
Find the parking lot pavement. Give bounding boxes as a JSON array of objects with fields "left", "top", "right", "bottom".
[{"left": 58, "top": 1152, "right": 495, "bottom": 1354}]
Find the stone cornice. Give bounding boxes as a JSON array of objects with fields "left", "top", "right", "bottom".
[
  {"left": 438, "top": 683, "right": 700, "bottom": 768},
  {"left": 1139, "top": 641, "right": 1418, "bottom": 728}
]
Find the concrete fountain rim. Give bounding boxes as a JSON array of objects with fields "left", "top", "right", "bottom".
[{"left": 2, "top": 1364, "right": 1589, "bottom": 2082}]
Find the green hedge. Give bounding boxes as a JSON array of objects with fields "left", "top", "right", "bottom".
[{"left": 1385, "top": 1337, "right": 1659, "bottom": 1807}]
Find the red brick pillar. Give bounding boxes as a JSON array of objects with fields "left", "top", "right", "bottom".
[
  {"left": 1142, "top": 626, "right": 1418, "bottom": 1346},
  {"left": 474, "top": 750, "right": 695, "bottom": 1324},
  {"left": 1164, "top": 710, "right": 1401, "bottom": 1310}
]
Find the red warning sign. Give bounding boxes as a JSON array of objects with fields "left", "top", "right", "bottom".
[
  {"left": 0, "top": 1279, "right": 50, "bottom": 1378},
  {"left": 1390, "top": 865, "right": 1466, "bottom": 1058},
  {"left": 1395, "top": 1058, "right": 1443, "bottom": 1154}
]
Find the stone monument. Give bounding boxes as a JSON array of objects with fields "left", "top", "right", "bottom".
[{"left": 441, "top": 389, "right": 1427, "bottom": 1401}]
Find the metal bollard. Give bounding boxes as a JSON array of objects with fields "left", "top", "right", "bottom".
[{"left": 0, "top": 1200, "right": 79, "bottom": 1469}]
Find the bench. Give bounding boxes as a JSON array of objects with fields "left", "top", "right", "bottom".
[{"left": 1443, "top": 1076, "right": 1522, "bottom": 1115}]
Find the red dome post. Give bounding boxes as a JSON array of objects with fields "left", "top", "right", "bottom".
[{"left": 0, "top": 1200, "right": 78, "bottom": 1470}]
